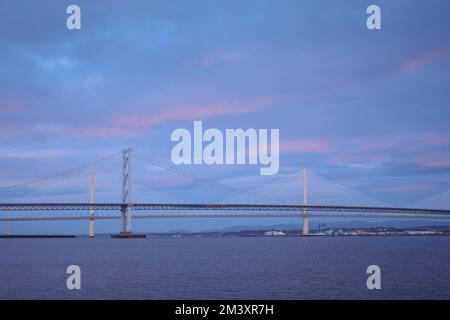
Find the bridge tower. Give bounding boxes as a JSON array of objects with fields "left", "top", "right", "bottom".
[
  {"left": 302, "top": 168, "right": 309, "bottom": 236},
  {"left": 121, "top": 148, "right": 132, "bottom": 234},
  {"left": 112, "top": 148, "right": 145, "bottom": 238},
  {"left": 89, "top": 165, "right": 95, "bottom": 238},
  {"left": 7, "top": 221, "right": 12, "bottom": 236}
]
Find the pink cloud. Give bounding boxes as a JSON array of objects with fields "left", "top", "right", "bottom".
[
  {"left": 280, "top": 139, "right": 332, "bottom": 153},
  {"left": 0, "top": 122, "right": 141, "bottom": 140},
  {"left": 34, "top": 97, "right": 276, "bottom": 139},
  {"left": 0, "top": 96, "right": 24, "bottom": 115},
  {"left": 22, "top": 122, "right": 141, "bottom": 139},
  {"left": 71, "top": 126, "right": 141, "bottom": 139},
  {"left": 115, "top": 97, "right": 275, "bottom": 130},
  {"left": 398, "top": 132, "right": 450, "bottom": 154},
  {"left": 276, "top": 136, "right": 399, "bottom": 165},
  {"left": 423, "top": 132, "right": 450, "bottom": 146},
  {"left": 416, "top": 156, "right": 450, "bottom": 169},
  {"left": 322, "top": 133, "right": 450, "bottom": 167},
  {"left": 0, "top": 97, "right": 276, "bottom": 140},
  {"left": 402, "top": 47, "right": 450, "bottom": 72}
]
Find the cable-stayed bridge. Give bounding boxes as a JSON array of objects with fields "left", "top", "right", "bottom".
[{"left": 1, "top": 149, "right": 449, "bottom": 237}]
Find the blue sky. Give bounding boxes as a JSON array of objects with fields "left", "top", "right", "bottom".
[{"left": 1, "top": 1, "right": 450, "bottom": 233}]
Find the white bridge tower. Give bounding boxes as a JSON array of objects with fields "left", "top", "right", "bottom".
[
  {"left": 121, "top": 148, "right": 133, "bottom": 234},
  {"left": 112, "top": 148, "right": 145, "bottom": 238}
]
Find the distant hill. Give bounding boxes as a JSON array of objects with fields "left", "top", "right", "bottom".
[{"left": 200, "top": 219, "right": 450, "bottom": 233}]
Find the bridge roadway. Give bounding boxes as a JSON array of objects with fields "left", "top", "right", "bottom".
[{"left": 0, "top": 203, "right": 449, "bottom": 221}]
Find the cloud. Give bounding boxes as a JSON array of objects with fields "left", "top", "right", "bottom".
[
  {"left": 0, "top": 96, "right": 24, "bottom": 115},
  {"left": 0, "top": 147, "right": 77, "bottom": 160},
  {"left": 201, "top": 50, "right": 249, "bottom": 67},
  {"left": 70, "top": 126, "right": 141, "bottom": 139},
  {"left": 415, "top": 156, "right": 450, "bottom": 169},
  {"left": 114, "top": 97, "right": 276, "bottom": 130},
  {"left": 275, "top": 132, "right": 450, "bottom": 175},
  {"left": 423, "top": 132, "right": 450, "bottom": 146},
  {"left": 370, "top": 183, "right": 434, "bottom": 193},
  {"left": 0, "top": 96, "right": 277, "bottom": 140},
  {"left": 402, "top": 46, "right": 450, "bottom": 72},
  {"left": 280, "top": 139, "right": 332, "bottom": 153}
]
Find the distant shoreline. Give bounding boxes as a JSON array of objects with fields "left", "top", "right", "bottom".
[{"left": 2, "top": 226, "right": 450, "bottom": 239}]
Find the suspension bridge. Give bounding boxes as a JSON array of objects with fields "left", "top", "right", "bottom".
[{"left": 1, "top": 149, "right": 449, "bottom": 237}]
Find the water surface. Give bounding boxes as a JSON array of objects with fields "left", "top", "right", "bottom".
[{"left": 0, "top": 236, "right": 449, "bottom": 299}]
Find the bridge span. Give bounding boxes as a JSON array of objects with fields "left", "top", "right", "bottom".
[
  {"left": 1, "top": 149, "right": 449, "bottom": 236},
  {"left": 1, "top": 203, "right": 449, "bottom": 221}
]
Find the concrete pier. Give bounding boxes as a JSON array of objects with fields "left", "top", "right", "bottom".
[{"left": 111, "top": 231, "right": 146, "bottom": 239}]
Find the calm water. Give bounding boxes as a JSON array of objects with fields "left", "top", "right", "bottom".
[{"left": 0, "top": 236, "right": 449, "bottom": 299}]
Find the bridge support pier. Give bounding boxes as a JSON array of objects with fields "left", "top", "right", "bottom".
[
  {"left": 120, "top": 205, "right": 132, "bottom": 234},
  {"left": 302, "top": 215, "right": 309, "bottom": 236},
  {"left": 89, "top": 218, "right": 94, "bottom": 238},
  {"left": 302, "top": 168, "right": 309, "bottom": 236}
]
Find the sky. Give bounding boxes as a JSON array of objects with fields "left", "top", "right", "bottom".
[{"left": 0, "top": 1, "right": 449, "bottom": 233}]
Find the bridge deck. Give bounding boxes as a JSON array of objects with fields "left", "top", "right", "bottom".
[
  {"left": 0, "top": 203, "right": 449, "bottom": 221},
  {"left": 1, "top": 213, "right": 450, "bottom": 222}
]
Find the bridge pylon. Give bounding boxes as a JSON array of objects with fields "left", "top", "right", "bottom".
[
  {"left": 302, "top": 168, "right": 309, "bottom": 236},
  {"left": 113, "top": 148, "right": 145, "bottom": 238},
  {"left": 121, "top": 148, "right": 132, "bottom": 233}
]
